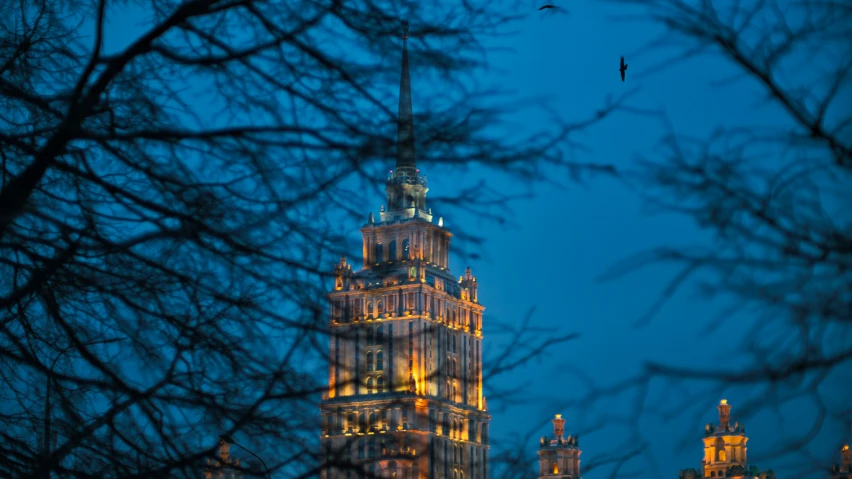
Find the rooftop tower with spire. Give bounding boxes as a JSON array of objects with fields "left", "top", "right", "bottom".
[
  {"left": 537, "top": 414, "right": 581, "bottom": 479},
  {"left": 831, "top": 444, "right": 851, "bottom": 479},
  {"left": 319, "top": 19, "right": 490, "bottom": 479},
  {"left": 679, "top": 400, "right": 775, "bottom": 479}
]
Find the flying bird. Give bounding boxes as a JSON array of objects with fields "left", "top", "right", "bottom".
[
  {"left": 539, "top": 4, "right": 558, "bottom": 10},
  {"left": 619, "top": 56, "right": 628, "bottom": 82}
]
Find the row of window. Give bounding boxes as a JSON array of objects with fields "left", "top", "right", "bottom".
[
  {"left": 332, "top": 295, "right": 481, "bottom": 330},
  {"left": 324, "top": 408, "right": 412, "bottom": 435}
]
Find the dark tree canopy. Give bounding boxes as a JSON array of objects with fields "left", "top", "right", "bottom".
[{"left": 0, "top": 0, "right": 620, "bottom": 477}]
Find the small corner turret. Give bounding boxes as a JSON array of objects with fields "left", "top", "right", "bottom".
[
  {"left": 333, "top": 256, "right": 353, "bottom": 292},
  {"left": 460, "top": 266, "right": 479, "bottom": 304},
  {"left": 538, "top": 414, "right": 581, "bottom": 479}
]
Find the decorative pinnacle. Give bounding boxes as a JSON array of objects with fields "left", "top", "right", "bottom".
[
  {"left": 718, "top": 399, "right": 731, "bottom": 428},
  {"left": 552, "top": 414, "right": 565, "bottom": 439}
]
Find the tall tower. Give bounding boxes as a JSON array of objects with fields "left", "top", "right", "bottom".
[
  {"left": 319, "top": 19, "right": 490, "bottom": 479},
  {"left": 679, "top": 399, "right": 775, "bottom": 479},
  {"left": 537, "top": 414, "right": 581, "bottom": 479}
]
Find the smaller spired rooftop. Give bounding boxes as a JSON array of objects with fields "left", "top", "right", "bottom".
[
  {"left": 681, "top": 400, "right": 775, "bottom": 479},
  {"left": 832, "top": 444, "right": 851, "bottom": 479},
  {"left": 538, "top": 414, "right": 581, "bottom": 479}
]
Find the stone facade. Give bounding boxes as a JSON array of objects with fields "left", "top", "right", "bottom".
[{"left": 318, "top": 20, "right": 489, "bottom": 479}]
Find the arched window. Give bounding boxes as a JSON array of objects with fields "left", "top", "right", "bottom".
[
  {"left": 388, "top": 240, "right": 397, "bottom": 261},
  {"left": 366, "top": 377, "right": 373, "bottom": 394},
  {"left": 377, "top": 300, "right": 384, "bottom": 313},
  {"left": 376, "top": 351, "right": 384, "bottom": 370},
  {"left": 452, "top": 358, "right": 457, "bottom": 377},
  {"left": 716, "top": 438, "right": 726, "bottom": 462},
  {"left": 406, "top": 194, "right": 414, "bottom": 207},
  {"left": 359, "top": 413, "right": 366, "bottom": 431},
  {"left": 367, "top": 301, "right": 373, "bottom": 317},
  {"left": 369, "top": 412, "right": 377, "bottom": 429},
  {"left": 403, "top": 239, "right": 410, "bottom": 258},
  {"left": 377, "top": 375, "right": 384, "bottom": 391},
  {"left": 367, "top": 352, "right": 374, "bottom": 371},
  {"left": 552, "top": 462, "right": 559, "bottom": 474},
  {"left": 375, "top": 242, "right": 383, "bottom": 262}
]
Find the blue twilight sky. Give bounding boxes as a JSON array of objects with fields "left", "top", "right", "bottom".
[
  {"left": 421, "top": 2, "right": 847, "bottom": 479},
  {"left": 95, "top": 1, "right": 847, "bottom": 477}
]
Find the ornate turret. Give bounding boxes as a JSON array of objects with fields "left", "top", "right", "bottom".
[
  {"left": 460, "top": 266, "right": 479, "bottom": 305},
  {"left": 702, "top": 400, "right": 748, "bottom": 477},
  {"left": 538, "top": 414, "right": 581, "bottom": 479},
  {"left": 332, "top": 256, "right": 353, "bottom": 292},
  {"left": 831, "top": 444, "right": 851, "bottom": 479},
  {"left": 203, "top": 438, "right": 242, "bottom": 479},
  {"left": 679, "top": 400, "right": 775, "bottom": 479}
]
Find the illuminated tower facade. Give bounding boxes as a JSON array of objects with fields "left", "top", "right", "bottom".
[
  {"left": 319, "top": 19, "right": 490, "bottom": 479},
  {"left": 537, "top": 414, "right": 581, "bottom": 479},
  {"left": 831, "top": 444, "right": 851, "bottom": 479},
  {"left": 679, "top": 400, "right": 775, "bottom": 479}
]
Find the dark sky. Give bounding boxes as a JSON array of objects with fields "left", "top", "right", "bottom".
[
  {"left": 98, "top": 2, "right": 846, "bottom": 477},
  {"left": 436, "top": 3, "right": 846, "bottom": 478}
]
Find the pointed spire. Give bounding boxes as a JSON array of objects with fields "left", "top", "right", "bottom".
[{"left": 397, "top": 19, "right": 416, "bottom": 174}]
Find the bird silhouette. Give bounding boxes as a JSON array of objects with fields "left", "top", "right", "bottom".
[
  {"left": 539, "top": 4, "right": 557, "bottom": 10},
  {"left": 620, "top": 56, "right": 628, "bottom": 82}
]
